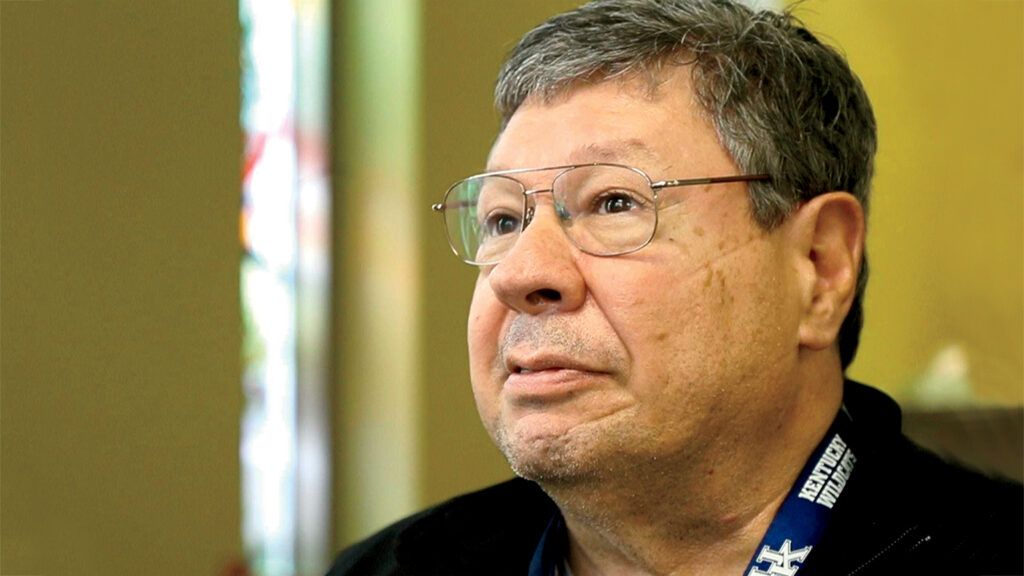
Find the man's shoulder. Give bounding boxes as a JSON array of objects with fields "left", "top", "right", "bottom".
[
  {"left": 819, "top": 437, "right": 1022, "bottom": 574},
  {"left": 875, "top": 429, "right": 1022, "bottom": 531},
  {"left": 805, "top": 382, "right": 1023, "bottom": 575},
  {"left": 326, "top": 477, "right": 556, "bottom": 576},
  {"left": 844, "top": 381, "right": 1021, "bottom": 507}
]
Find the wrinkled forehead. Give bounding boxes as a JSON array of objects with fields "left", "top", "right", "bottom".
[
  {"left": 486, "top": 65, "right": 726, "bottom": 177},
  {"left": 486, "top": 139, "right": 660, "bottom": 174},
  {"left": 497, "top": 51, "right": 698, "bottom": 129}
]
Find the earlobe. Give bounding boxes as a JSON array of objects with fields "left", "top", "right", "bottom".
[{"left": 791, "top": 193, "right": 865, "bottom": 351}]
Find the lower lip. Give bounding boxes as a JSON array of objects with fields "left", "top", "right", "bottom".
[{"left": 503, "top": 369, "right": 605, "bottom": 401}]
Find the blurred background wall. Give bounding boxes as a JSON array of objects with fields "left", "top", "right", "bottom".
[
  {"left": 1, "top": 1, "right": 1020, "bottom": 575},
  {"left": 1, "top": 2, "right": 242, "bottom": 575},
  {"left": 805, "top": 1, "right": 1023, "bottom": 407}
]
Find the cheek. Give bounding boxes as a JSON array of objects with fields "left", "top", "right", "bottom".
[
  {"left": 467, "top": 277, "right": 503, "bottom": 395},
  {"left": 591, "top": 238, "right": 789, "bottom": 391},
  {"left": 694, "top": 246, "right": 798, "bottom": 382},
  {"left": 468, "top": 274, "right": 498, "bottom": 336},
  {"left": 588, "top": 259, "right": 713, "bottom": 374}
]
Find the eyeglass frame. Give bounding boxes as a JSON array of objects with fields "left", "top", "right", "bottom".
[{"left": 431, "top": 162, "right": 772, "bottom": 266}]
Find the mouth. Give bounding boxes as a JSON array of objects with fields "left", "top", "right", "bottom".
[
  {"left": 502, "top": 353, "right": 611, "bottom": 402},
  {"left": 505, "top": 354, "right": 597, "bottom": 375}
]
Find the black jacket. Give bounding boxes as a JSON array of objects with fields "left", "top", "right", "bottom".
[{"left": 328, "top": 383, "right": 1023, "bottom": 575}]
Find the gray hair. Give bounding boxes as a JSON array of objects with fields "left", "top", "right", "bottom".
[{"left": 495, "top": 0, "right": 876, "bottom": 369}]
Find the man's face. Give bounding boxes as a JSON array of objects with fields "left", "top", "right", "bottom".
[{"left": 468, "top": 67, "right": 804, "bottom": 483}]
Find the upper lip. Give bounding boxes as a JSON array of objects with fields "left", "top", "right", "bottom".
[{"left": 504, "top": 352, "right": 604, "bottom": 375}]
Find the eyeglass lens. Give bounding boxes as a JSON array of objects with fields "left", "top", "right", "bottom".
[{"left": 442, "top": 165, "right": 658, "bottom": 264}]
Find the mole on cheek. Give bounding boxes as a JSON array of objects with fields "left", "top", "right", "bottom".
[
  {"left": 668, "top": 236, "right": 689, "bottom": 255},
  {"left": 717, "top": 270, "right": 727, "bottom": 305},
  {"left": 694, "top": 226, "right": 705, "bottom": 237}
]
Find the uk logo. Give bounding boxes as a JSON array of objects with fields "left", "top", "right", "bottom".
[{"left": 747, "top": 539, "right": 812, "bottom": 576}]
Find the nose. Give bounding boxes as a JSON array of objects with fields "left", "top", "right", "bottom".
[{"left": 485, "top": 202, "right": 587, "bottom": 315}]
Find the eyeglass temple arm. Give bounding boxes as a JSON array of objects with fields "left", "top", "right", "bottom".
[
  {"left": 652, "top": 174, "right": 772, "bottom": 190},
  {"left": 432, "top": 174, "right": 772, "bottom": 209},
  {"left": 432, "top": 200, "right": 477, "bottom": 212}
]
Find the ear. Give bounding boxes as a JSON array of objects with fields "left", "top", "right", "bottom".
[{"left": 788, "top": 192, "right": 865, "bottom": 351}]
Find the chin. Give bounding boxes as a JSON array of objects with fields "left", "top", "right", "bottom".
[{"left": 494, "top": 421, "right": 604, "bottom": 484}]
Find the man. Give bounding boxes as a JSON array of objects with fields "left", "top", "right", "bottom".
[{"left": 330, "top": 1, "right": 1022, "bottom": 574}]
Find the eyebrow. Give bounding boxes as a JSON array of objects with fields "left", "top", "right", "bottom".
[
  {"left": 570, "top": 139, "right": 659, "bottom": 164},
  {"left": 486, "top": 138, "right": 660, "bottom": 172}
]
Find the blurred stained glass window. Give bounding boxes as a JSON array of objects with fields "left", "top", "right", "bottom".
[{"left": 240, "top": 0, "right": 331, "bottom": 574}]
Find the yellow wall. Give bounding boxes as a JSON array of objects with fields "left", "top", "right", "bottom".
[
  {"left": 796, "top": 1, "right": 1023, "bottom": 404},
  {"left": 1, "top": 3, "right": 242, "bottom": 575}
]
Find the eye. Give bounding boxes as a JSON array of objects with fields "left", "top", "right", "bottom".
[
  {"left": 482, "top": 211, "right": 521, "bottom": 238},
  {"left": 597, "top": 192, "right": 637, "bottom": 214},
  {"left": 587, "top": 189, "right": 652, "bottom": 216}
]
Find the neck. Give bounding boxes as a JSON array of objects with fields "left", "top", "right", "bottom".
[
  {"left": 557, "top": 485, "right": 790, "bottom": 576},
  {"left": 542, "top": 372, "right": 844, "bottom": 576}
]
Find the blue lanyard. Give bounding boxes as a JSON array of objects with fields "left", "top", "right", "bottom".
[
  {"left": 744, "top": 406, "right": 856, "bottom": 575},
  {"left": 529, "top": 408, "right": 857, "bottom": 576}
]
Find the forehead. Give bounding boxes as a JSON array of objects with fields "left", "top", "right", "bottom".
[{"left": 486, "top": 66, "right": 735, "bottom": 178}]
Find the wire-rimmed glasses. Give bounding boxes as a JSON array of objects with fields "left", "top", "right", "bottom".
[{"left": 431, "top": 162, "right": 771, "bottom": 266}]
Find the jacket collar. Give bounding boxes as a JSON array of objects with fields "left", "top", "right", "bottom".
[{"left": 393, "top": 478, "right": 558, "bottom": 575}]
